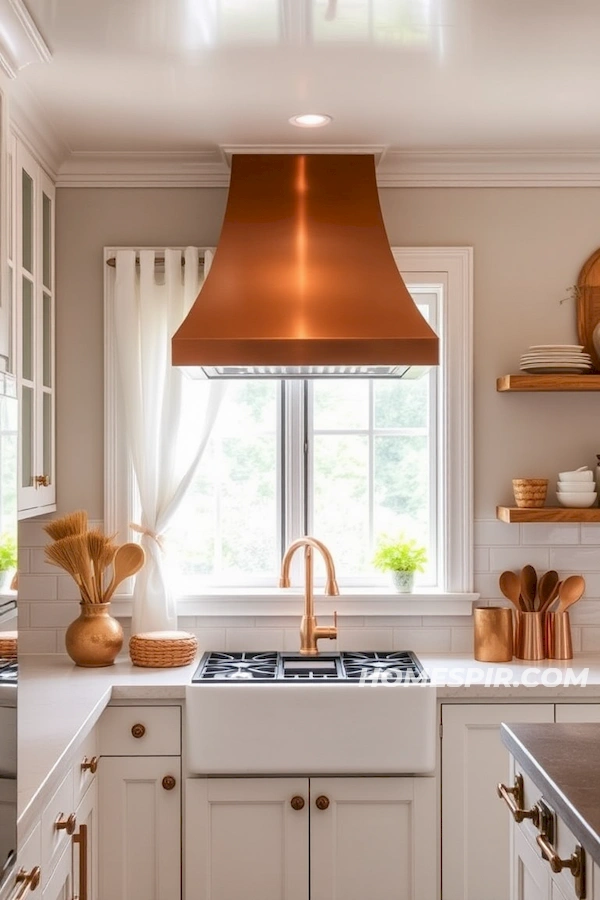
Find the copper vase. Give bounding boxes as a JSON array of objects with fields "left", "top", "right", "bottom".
[
  {"left": 514, "top": 611, "right": 546, "bottom": 661},
  {"left": 65, "top": 602, "right": 123, "bottom": 667}
]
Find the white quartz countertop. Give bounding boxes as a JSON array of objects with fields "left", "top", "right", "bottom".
[{"left": 18, "top": 652, "right": 600, "bottom": 838}]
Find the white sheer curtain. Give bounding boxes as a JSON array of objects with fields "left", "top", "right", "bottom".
[{"left": 112, "top": 248, "right": 224, "bottom": 633}]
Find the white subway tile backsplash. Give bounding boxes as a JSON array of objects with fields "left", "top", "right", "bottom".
[
  {"left": 18, "top": 575, "right": 58, "bottom": 601},
  {"left": 474, "top": 548, "right": 490, "bottom": 573},
  {"left": 521, "top": 524, "right": 580, "bottom": 545},
  {"left": 16, "top": 517, "right": 600, "bottom": 654},
  {"left": 550, "top": 546, "right": 600, "bottom": 572},
  {"left": 475, "top": 520, "right": 520, "bottom": 546},
  {"left": 490, "top": 547, "right": 550, "bottom": 572}
]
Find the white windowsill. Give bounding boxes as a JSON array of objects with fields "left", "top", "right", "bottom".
[{"left": 110, "top": 588, "right": 479, "bottom": 618}]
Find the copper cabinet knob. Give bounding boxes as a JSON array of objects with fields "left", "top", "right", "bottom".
[
  {"left": 315, "top": 796, "right": 330, "bottom": 810},
  {"left": 55, "top": 812, "right": 77, "bottom": 834},
  {"left": 131, "top": 723, "right": 146, "bottom": 739},
  {"left": 162, "top": 775, "right": 176, "bottom": 791},
  {"left": 81, "top": 756, "right": 98, "bottom": 774},
  {"left": 290, "top": 796, "right": 305, "bottom": 811},
  {"left": 15, "top": 865, "right": 41, "bottom": 895}
]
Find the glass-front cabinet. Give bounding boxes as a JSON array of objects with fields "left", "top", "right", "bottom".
[{"left": 13, "top": 137, "right": 55, "bottom": 518}]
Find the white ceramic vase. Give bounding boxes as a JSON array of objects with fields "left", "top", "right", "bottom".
[{"left": 391, "top": 570, "right": 414, "bottom": 593}]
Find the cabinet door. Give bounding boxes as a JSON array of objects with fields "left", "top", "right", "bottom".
[
  {"left": 98, "top": 756, "right": 180, "bottom": 900},
  {"left": 441, "top": 703, "right": 554, "bottom": 900},
  {"left": 74, "top": 778, "right": 98, "bottom": 900},
  {"left": 310, "top": 776, "right": 436, "bottom": 900},
  {"left": 555, "top": 704, "right": 600, "bottom": 723},
  {"left": 512, "top": 823, "right": 550, "bottom": 900},
  {"left": 42, "top": 842, "right": 73, "bottom": 900},
  {"left": 185, "top": 777, "right": 308, "bottom": 900}
]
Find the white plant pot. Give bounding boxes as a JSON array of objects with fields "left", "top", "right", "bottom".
[{"left": 391, "top": 570, "right": 414, "bottom": 593}]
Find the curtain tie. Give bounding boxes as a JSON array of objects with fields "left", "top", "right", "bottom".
[{"left": 130, "top": 523, "right": 165, "bottom": 551}]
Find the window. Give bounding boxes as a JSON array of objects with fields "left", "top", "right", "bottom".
[{"left": 105, "top": 247, "right": 473, "bottom": 603}]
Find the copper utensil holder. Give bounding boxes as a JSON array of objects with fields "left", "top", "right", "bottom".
[
  {"left": 545, "top": 611, "right": 573, "bottom": 660},
  {"left": 474, "top": 606, "right": 513, "bottom": 662},
  {"left": 514, "top": 611, "right": 546, "bottom": 660}
]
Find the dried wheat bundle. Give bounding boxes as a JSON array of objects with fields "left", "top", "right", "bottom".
[
  {"left": 87, "top": 529, "right": 118, "bottom": 601},
  {"left": 43, "top": 509, "right": 88, "bottom": 541},
  {"left": 45, "top": 533, "right": 94, "bottom": 603}
]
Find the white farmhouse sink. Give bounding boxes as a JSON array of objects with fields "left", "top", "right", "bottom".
[{"left": 185, "top": 679, "right": 436, "bottom": 775}]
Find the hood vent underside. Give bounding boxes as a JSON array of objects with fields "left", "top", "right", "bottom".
[{"left": 172, "top": 154, "right": 439, "bottom": 379}]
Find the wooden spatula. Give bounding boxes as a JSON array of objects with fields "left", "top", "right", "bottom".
[
  {"left": 499, "top": 570, "right": 523, "bottom": 611},
  {"left": 103, "top": 543, "right": 145, "bottom": 603},
  {"left": 538, "top": 570, "right": 559, "bottom": 613},
  {"left": 556, "top": 575, "right": 585, "bottom": 614}
]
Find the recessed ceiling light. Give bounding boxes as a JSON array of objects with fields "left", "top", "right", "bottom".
[{"left": 289, "top": 114, "right": 333, "bottom": 128}]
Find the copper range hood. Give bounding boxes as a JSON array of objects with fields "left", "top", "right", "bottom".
[{"left": 172, "top": 153, "right": 438, "bottom": 378}]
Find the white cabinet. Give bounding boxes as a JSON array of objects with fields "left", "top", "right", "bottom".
[
  {"left": 441, "top": 703, "right": 554, "bottom": 900},
  {"left": 98, "top": 705, "right": 182, "bottom": 900},
  {"left": 512, "top": 822, "right": 550, "bottom": 900},
  {"left": 98, "top": 756, "right": 181, "bottom": 900},
  {"left": 13, "top": 136, "right": 55, "bottom": 518},
  {"left": 0, "top": 84, "right": 12, "bottom": 374},
  {"left": 186, "top": 775, "right": 436, "bottom": 900},
  {"left": 42, "top": 842, "right": 72, "bottom": 900},
  {"left": 74, "top": 778, "right": 98, "bottom": 900},
  {"left": 555, "top": 704, "right": 600, "bottom": 723}
]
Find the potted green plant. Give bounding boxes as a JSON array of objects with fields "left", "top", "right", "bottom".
[
  {"left": 0, "top": 533, "right": 17, "bottom": 592},
  {"left": 372, "top": 533, "right": 427, "bottom": 593}
]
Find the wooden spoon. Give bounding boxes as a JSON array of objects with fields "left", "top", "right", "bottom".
[
  {"left": 556, "top": 575, "right": 585, "bottom": 614},
  {"left": 103, "top": 543, "right": 146, "bottom": 603},
  {"left": 537, "top": 570, "right": 559, "bottom": 613},
  {"left": 520, "top": 565, "right": 538, "bottom": 612},
  {"left": 499, "top": 570, "right": 523, "bottom": 611}
]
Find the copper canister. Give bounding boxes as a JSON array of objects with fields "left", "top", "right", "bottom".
[
  {"left": 514, "top": 611, "right": 546, "bottom": 661},
  {"left": 545, "top": 611, "right": 573, "bottom": 660},
  {"left": 473, "top": 606, "right": 513, "bottom": 662}
]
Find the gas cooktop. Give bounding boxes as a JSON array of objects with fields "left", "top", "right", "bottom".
[{"left": 191, "top": 650, "right": 428, "bottom": 683}]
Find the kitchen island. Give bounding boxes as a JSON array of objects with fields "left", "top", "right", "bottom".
[{"left": 501, "top": 722, "right": 600, "bottom": 866}]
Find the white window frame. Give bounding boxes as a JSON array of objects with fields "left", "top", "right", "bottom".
[{"left": 104, "top": 246, "right": 476, "bottom": 617}]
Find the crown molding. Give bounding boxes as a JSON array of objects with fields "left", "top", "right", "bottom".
[
  {"left": 9, "top": 87, "right": 69, "bottom": 179},
  {"left": 55, "top": 146, "right": 600, "bottom": 189},
  {"left": 0, "top": 0, "right": 51, "bottom": 79}
]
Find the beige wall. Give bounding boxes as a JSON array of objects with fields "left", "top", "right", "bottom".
[{"left": 56, "top": 185, "right": 600, "bottom": 519}]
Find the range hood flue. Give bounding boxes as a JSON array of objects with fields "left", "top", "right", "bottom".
[{"left": 172, "top": 154, "right": 438, "bottom": 378}]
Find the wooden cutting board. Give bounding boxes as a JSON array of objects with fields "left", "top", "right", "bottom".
[{"left": 577, "top": 247, "right": 600, "bottom": 371}]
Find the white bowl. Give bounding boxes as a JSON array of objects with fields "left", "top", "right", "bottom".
[
  {"left": 557, "top": 493, "right": 597, "bottom": 508},
  {"left": 558, "top": 469, "right": 594, "bottom": 482},
  {"left": 556, "top": 482, "right": 597, "bottom": 492}
]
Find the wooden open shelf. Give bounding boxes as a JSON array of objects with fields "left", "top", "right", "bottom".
[
  {"left": 497, "top": 506, "right": 600, "bottom": 523},
  {"left": 497, "top": 374, "right": 600, "bottom": 392}
]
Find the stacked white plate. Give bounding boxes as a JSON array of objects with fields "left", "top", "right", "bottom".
[
  {"left": 557, "top": 467, "right": 597, "bottom": 507},
  {"left": 519, "top": 345, "right": 593, "bottom": 375}
]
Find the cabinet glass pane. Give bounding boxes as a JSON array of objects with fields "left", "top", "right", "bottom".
[
  {"left": 21, "top": 170, "right": 33, "bottom": 273},
  {"left": 21, "top": 277, "right": 33, "bottom": 382},
  {"left": 43, "top": 392, "right": 52, "bottom": 481},
  {"left": 43, "top": 292, "right": 52, "bottom": 387},
  {"left": 7, "top": 151, "right": 13, "bottom": 263},
  {"left": 21, "top": 386, "right": 33, "bottom": 488},
  {"left": 42, "top": 193, "right": 51, "bottom": 289}
]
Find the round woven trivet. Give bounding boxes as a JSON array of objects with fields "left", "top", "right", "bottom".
[
  {"left": 129, "top": 630, "right": 198, "bottom": 668},
  {"left": 0, "top": 631, "right": 17, "bottom": 659}
]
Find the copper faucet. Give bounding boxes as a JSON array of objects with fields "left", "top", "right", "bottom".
[{"left": 279, "top": 537, "right": 339, "bottom": 656}]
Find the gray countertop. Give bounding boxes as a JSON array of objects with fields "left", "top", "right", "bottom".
[{"left": 501, "top": 723, "right": 600, "bottom": 866}]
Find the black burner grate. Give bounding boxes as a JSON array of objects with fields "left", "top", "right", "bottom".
[
  {"left": 0, "top": 658, "right": 17, "bottom": 684},
  {"left": 193, "top": 651, "right": 278, "bottom": 681}
]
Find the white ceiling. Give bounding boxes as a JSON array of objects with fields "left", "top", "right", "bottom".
[{"left": 7, "top": 0, "right": 600, "bottom": 173}]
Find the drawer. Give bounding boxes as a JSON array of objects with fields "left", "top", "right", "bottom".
[
  {"left": 73, "top": 727, "right": 99, "bottom": 805},
  {"left": 41, "top": 769, "right": 74, "bottom": 880},
  {"left": 16, "top": 821, "right": 41, "bottom": 884},
  {"left": 99, "top": 706, "right": 181, "bottom": 756}
]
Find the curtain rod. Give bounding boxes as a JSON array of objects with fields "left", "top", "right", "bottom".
[{"left": 105, "top": 255, "right": 205, "bottom": 268}]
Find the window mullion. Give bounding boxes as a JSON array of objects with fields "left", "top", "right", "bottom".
[{"left": 283, "top": 379, "right": 306, "bottom": 545}]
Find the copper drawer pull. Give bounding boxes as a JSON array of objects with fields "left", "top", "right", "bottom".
[
  {"left": 536, "top": 834, "right": 586, "bottom": 898},
  {"left": 11, "top": 866, "right": 41, "bottom": 899},
  {"left": 55, "top": 812, "right": 76, "bottom": 835},
  {"left": 497, "top": 774, "right": 540, "bottom": 825},
  {"left": 290, "top": 796, "right": 305, "bottom": 811},
  {"left": 81, "top": 756, "right": 98, "bottom": 774},
  {"left": 73, "top": 823, "right": 88, "bottom": 900},
  {"left": 315, "top": 795, "right": 330, "bottom": 810},
  {"left": 34, "top": 475, "right": 49, "bottom": 488},
  {"left": 162, "top": 775, "right": 176, "bottom": 791},
  {"left": 131, "top": 723, "right": 146, "bottom": 739}
]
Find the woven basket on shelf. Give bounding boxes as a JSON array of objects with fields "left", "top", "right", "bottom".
[
  {"left": 0, "top": 631, "right": 17, "bottom": 659},
  {"left": 512, "top": 478, "right": 549, "bottom": 509},
  {"left": 129, "top": 631, "right": 198, "bottom": 668}
]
